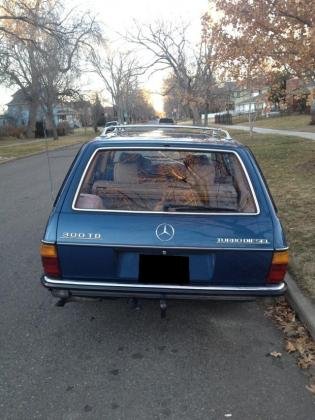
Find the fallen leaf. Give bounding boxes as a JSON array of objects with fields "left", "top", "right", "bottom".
[
  {"left": 285, "top": 340, "right": 296, "bottom": 353},
  {"left": 283, "top": 324, "right": 298, "bottom": 336},
  {"left": 265, "top": 298, "right": 315, "bottom": 372},
  {"left": 305, "top": 383, "right": 315, "bottom": 395},
  {"left": 270, "top": 351, "right": 282, "bottom": 358},
  {"left": 298, "top": 354, "right": 315, "bottom": 369}
]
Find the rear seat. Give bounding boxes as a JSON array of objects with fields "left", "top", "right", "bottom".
[
  {"left": 90, "top": 154, "right": 239, "bottom": 211},
  {"left": 184, "top": 155, "right": 217, "bottom": 205},
  {"left": 232, "top": 162, "right": 256, "bottom": 212},
  {"left": 76, "top": 193, "right": 103, "bottom": 209},
  {"left": 114, "top": 160, "right": 139, "bottom": 183},
  {"left": 92, "top": 153, "right": 140, "bottom": 191}
]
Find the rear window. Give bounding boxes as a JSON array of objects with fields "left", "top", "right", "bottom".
[{"left": 73, "top": 149, "right": 258, "bottom": 214}]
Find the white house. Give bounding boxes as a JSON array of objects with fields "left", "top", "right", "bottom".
[{"left": 5, "top": 90, "right": 82, "bottom": 129}]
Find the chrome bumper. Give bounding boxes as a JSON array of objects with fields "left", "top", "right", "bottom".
[{"left": 42, "top": 276, "right": 286, "bottom": 299}]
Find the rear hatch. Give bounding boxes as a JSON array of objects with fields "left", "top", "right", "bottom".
[
  {"left": 56, "top": 212, "right": 274, "bottom": 286},
  {"left": 56, "top": 146, "right": 274, "bottom": 286}
]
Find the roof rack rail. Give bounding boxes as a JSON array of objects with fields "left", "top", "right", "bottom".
[{"left": 100, "top": 124, "right": 232, "bottom": 140}]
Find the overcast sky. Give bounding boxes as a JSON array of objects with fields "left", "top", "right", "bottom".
[{"left": 0, "top": 0, "right": 209, "bottom": 113}]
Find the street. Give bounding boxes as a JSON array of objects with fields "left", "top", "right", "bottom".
[{"left": 0, "top": 146, "right": 314, "bottom": 420}]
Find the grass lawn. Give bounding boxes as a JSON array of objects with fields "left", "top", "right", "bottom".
[
  {"left": 0, "top": 128, "right": 95, "bottom": 162},
  {"left": 229, "top": 129, "right": 315, "bottom": 299},
  {"left": 235, "top": 114, "right": 315, "bottom": 132}
]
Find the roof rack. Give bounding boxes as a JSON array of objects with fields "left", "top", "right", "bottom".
[{"left": 100, "top": 124, "right": 233, "bottom": 141}]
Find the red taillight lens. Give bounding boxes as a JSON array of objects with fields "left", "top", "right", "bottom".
[
  {"left": 40, "top": 243, "right": 61, "bottom": 277},
  {"left": 266, "top": 251, "right": 289, "bottom": 283}
]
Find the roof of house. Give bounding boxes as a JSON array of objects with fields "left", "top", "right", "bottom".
[{"left": 6, "top": 90, "right": 30, "bottom": 106}]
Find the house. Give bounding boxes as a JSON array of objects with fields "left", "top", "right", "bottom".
[
  {"left": 286, "top": 78, "right": 315, "bottom": 113},
  {"left": 54, "top": 104, "right": 82, "bottom": 128},
  {"left": 233, "top": 88, "right": 269, "bottom": 115},
  {"left": 5, "top": 90, "right": 31, "bottom": 127},
  {"left": 211, "top": 77, "right": 315, "bottom": 118},
  {"left": 5, "top": 90, "right": 83, "bottom": 130},
  {"left": 208, "top": 82, "right": 269, "bottom": 116},
  {"left": 0, "top": 114, "right": 15, "bottom": 127}
]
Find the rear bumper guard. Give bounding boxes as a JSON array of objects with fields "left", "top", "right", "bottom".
[{"left": 42, "top": 276, "right": 286, "bottom": 299}]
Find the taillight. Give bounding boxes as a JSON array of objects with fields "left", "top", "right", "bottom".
[
  {"left": 40, "top": 243, "right": 61, "bottom": 277},
  {"left": 266, "top": 250, "right": 289, "bottom": 283}
]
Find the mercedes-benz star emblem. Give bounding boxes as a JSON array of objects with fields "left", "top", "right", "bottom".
[{"left": 155, "top": 223, "right": 175, "bottom": 241}]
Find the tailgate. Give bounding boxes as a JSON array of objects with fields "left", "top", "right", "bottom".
[{"left": 56, "top": 212, "right": 274, "bottom": 286}]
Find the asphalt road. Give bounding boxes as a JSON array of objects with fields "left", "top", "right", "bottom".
[{"left": 0, "top": 146, "right": 314, "bottom": 420}]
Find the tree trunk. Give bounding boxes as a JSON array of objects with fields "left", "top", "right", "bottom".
[
  {"left": 47, "top": 104, "right": 58, "bottom": 140},
  {"left": 26, "top": 100, "right": 38, "bottom": 138},
  {"left": 52, "top": 124, "right": 58, "bottom": 140},
  {"left": 190, "top": 103, "right": 201, "bottom": 125},
  {"left": 310, "top": 100, "right": 315, "bottom": 125},
  {"left": 248, "top": 102, "right": 254, "bottom": 139},
  {"left": 204, "top": 103, "right": 209, "bottom": 127},
  {"left": 247, "top": 77, "right": 254, "bottom": 138},
  {"left": 248, "top": 114, "right": 254, "bottom": 138}
]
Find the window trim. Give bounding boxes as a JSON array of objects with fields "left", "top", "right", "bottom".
[{"left": 71, "top": 147, "right": 260, "bottom": 216}]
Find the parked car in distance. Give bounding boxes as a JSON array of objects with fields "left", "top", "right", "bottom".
[
  {"left": 102, "top": 120, "right": 119, "bottom": 134},
  {"left": 40, "top": 124, "right": 288, "bottom": 311},
  {"left": 159, "top": 117, "right": 175, "bottom": 124},
  {"left": 105, "top": 120, "right": 119, "bottom": 127}
]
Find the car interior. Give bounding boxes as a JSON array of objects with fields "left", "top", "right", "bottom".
[{"left": 75, "top": 150, "right": 256, "bottom": 213}]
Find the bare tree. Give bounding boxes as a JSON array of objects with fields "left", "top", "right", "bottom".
[
  {"left": 0, "top": 0, "right": 82, "bottom": 43},
  {"left": 127, "top": 89, "right": 155, "bottom": 122},
  {"left": 90, "top": 93, "right": 104, "bottom": 132},
  {"left": 36, "top": 18, "right": 99, "bottom": 139},
  {"left": 163, "top": 74, "right": 191, "bottom": 121},
  {"left": 0, "top": 0, "right": 100, "bottom": 138},
  {"left": 90, "top": 48, "right": 146, "bottom": 122},
  {"left": 126, "top": 20, "right": 221, "bottom": 124},
  {"left": 0, "top": 37, "right": 41, "bottom": 137}
]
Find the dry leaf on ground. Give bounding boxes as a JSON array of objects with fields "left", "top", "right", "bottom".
[
  {"left": 305, "top": 383, "right": 315, "bottom": 395},
  {"left": 270, "top": 351, "right": 282, "bottom": 358},
  {"left": 265, "top": 297, "right": 315, "bottom": 370},
  {"left": 285, "top": 340, "right": 296, "bottom": 353}
]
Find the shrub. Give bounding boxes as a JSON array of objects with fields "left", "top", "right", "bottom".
[
  {"left": 0, "top": 125, "right": 26, "bottom": 138},
  {"left": 57, "top": 121, "right": 72, "bottom": 136}
]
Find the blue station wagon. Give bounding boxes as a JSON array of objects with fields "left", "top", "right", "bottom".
[{"left": 40, "top": 125, "right": 288, "bottom": 311}]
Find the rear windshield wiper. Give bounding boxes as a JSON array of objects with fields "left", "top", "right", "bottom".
[{"left": 163, "top": 204, "right": 238, "bottom": 212}]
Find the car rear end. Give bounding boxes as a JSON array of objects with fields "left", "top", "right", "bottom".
[{"left": 41, "top": 133, "right": 288, "bottom": 301}]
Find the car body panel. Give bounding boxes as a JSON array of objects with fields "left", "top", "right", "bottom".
[{"left": 41, "top": 128, "right": 288, "bottom": 300}]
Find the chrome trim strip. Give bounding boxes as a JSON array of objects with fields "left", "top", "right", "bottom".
[
  {"left": 71, "top": 147, "right": 260, "bottom": 216},
  {"left": 56, "top": 242, "right": 273, "bottom": 251},
  {"left": 43, "top": 276, "right": 285, "bottom": 293}
]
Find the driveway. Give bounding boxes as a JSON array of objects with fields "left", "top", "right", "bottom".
[{"left": 0, "top": 147, "right": 314, "bottom": 419}]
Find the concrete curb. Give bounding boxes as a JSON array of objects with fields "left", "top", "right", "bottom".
[{"left": 285, "top": 273, "right": 315, "bottom": 341}]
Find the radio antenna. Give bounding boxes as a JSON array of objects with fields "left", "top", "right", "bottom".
[{"left": 43, "top": 119, "right": 55, "bottom": 203}]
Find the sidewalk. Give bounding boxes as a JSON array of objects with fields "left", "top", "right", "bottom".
[{"left": 222, "top": 124, "right": 315, "bottom": 141}]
